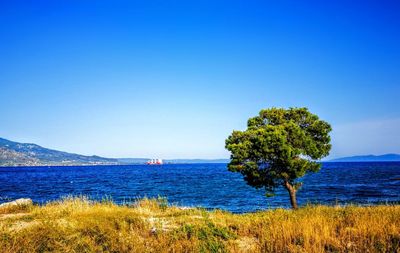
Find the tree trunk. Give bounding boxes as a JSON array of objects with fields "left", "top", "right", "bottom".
[{"left": 284, "top": 181, "right": 298, "bottom": 209}]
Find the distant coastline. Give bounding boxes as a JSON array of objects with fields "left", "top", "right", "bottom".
[
  {"left": 0, "top": 137, "right": 232, "bottom": 167},
  {"left": 1, "top": 137, "right": 399, "bottom": 166}
]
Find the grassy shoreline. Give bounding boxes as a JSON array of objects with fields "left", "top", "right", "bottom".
[{"left": 0, "top": 197, "right": 399, "bottom": 252}]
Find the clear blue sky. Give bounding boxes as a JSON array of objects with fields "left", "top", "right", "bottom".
[{"left": 1, "top": 0, "right": 399, "bottom": 159}]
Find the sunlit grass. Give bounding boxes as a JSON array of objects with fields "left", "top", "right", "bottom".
[{"left": 0, "top": 197, "right": 399, "bottom": 252}]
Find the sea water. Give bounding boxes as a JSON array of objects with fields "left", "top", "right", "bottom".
[{"left": 0, "top": 162, "right": 399, "bottom": 213}]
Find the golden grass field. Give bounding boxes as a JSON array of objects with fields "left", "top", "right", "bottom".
[{"left": 0, "top": 197, "right": 399, "bottom": 253}]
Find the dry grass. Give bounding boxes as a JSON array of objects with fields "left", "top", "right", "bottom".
[{"left": 0, "top": 197, "right": 399, "bottom": 252}]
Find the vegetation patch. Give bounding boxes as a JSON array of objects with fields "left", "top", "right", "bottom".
[{"left": 0, "top": 197, "right": 399, "bottom": 252}]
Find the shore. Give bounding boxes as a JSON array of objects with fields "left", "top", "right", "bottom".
[{"left": 0, "top": 197, "right": 399, "bottom": 253}]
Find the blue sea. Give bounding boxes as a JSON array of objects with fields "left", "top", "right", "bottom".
[{"left": 0, "top": 162, "right": 399, "bottom": 213}]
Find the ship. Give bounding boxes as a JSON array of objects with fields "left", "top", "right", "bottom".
[{"left": 146, "top": 159, "right": 163, "bottom": 165}]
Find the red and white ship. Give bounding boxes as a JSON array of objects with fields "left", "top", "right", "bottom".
[{"left": 146, "top": 159, "right": 163, "bottom": 165}]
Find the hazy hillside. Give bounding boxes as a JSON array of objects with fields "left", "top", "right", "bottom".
[
  {"left": 330, "top": 154, "right": 400, "bottom": 162},
  {"left": 116, "top": 158, "right": 230, "bottom": 164},
  {"left": 116, "top": 158, "right": 150, "bottom": 164},
  {"left": 164, "top": 159, "right": 229, "bottom": 164},
  {"left": 0, "top": 138, "right": 118, "bottom": 166}
]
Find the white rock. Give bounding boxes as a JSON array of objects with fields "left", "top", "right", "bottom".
[{"left": 0, "top": 198, "right": 33, "bottom": 208}]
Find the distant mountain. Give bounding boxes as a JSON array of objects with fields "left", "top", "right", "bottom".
[
  {"left": 330, "top": 154, "right": 400, "bottom": 162},
  {"left": 0, "top": 138, "right": 118, "bottom": 166},
  {"left": 0, "top": 137, "right": 230, "bottom": 166}
]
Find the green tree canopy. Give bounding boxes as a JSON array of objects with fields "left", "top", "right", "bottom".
[{"left": 225, "top": 107, "right": 332, "bottom": 209}]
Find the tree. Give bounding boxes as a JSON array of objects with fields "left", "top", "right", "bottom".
[{"left": 225, "top": 107, "right": 332, "bottom": 209}]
